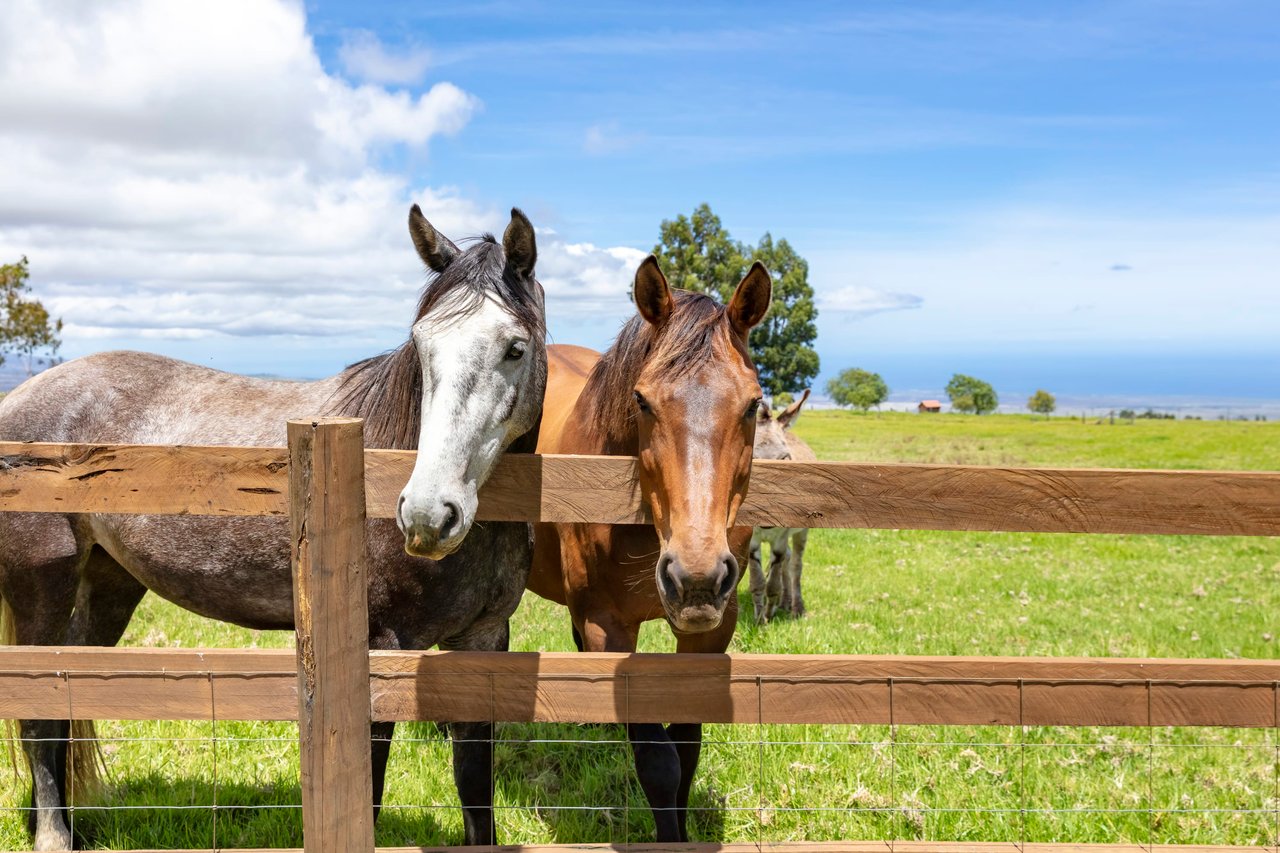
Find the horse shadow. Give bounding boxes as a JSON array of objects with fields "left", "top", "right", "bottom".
[{"left": 409, "top": 650, "right": 734, "bottom": 845}]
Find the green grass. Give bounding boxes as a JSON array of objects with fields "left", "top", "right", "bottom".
[{"left": 3, "top": 412, "right": 1278, "bottom": 848}]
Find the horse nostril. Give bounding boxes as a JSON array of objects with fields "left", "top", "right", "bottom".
[
  {"left": 440, "top": 501, "right": 461, "bottom": 539},
  {"left": 717, "top": 554, "right": 738, "bottom": 600},
  {"left": 657, "top": 554, "right": 683, "bottom": 599}
]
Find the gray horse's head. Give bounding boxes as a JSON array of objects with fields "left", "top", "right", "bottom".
[
  {"left": 396, "top": 206, "right": 547, "bottom": 559},
  {"left": 754, "top": 389, "right": 810, "bottom": 461}
]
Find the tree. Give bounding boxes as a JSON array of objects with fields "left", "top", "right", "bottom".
[
  {"left": 945, "top": 373, "right": 998, "bottom": 414},
  {"left": 652, "top": 204, "right": 819, "bottom": 397},
  {"left": 826, "top": 367, "right": 888, "bottom": 411},
  {"left": 1027, "top": 389, "right": 1056, "bottom": 417},
  {"left": 1, "top": 256, "right": 63, "bottom": 376}
]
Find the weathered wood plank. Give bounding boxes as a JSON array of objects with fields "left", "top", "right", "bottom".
[
  {"left": 2, "top": 648, "right": 1275, "bottom": 728},
  {"left": 2, "top": 442, "right": 1278, "bottom": 535},
  {"left": 288, "top": 418, "right": 374, "bottom": 853},
  {"left": 0, "top": 441, "right": 290, "bottom": 516},
  {"left": 0, "top": 841, "right": 1264, "bottom": 852}
]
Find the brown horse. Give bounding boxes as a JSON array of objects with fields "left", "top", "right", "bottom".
[{"left": 527, "top": 254, "right": 771, "bottom": 841}]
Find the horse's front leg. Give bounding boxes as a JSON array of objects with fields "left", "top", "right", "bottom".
[
  {"left": 449, "top": 719, "right": 496, "bottom": 845},
  {"left": 369, "top": 629, "right": 401, "bottom": 824},
  {"left": 21, "top": 718, "right": 71, "bottom": 851},
  {"left": 747, "top": 531, "right": 769, "bottom": 624},
  {"left": 441, "top": 621, "right": 509, "bottom": 845},
  {"left": 575, "top": 610, "right": 689, "bottom": 839},
  {"left": 788, "top": 529, "right": 809, "bottom": 617},
  {"left": 669, "top": 593, "right": 738, "bottom": 841}
]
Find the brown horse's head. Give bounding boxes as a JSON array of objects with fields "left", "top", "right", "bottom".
[{"left": 616, "top": 256, "right": 771, "bottom": 631}]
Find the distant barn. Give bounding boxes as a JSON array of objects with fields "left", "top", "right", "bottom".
[{"left": 918, "top": 400, "right": 942, "bottom": 413}]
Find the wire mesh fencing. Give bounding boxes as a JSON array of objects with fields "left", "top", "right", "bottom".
[{"left": 2, "top": 667, "right": 1277, "bottom": 850}]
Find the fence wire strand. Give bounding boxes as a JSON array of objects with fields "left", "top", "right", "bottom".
[{"left": 3, "top": 672, "right": 1279, "bottom": 849}]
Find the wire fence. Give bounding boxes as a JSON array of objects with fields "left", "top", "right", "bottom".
[{"left": 3, "top": 675, "right": 1277, "bottom": 849}]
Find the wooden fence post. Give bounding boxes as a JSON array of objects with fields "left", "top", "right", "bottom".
[{"left": 288, "top": 417, "right": 374, "bottom": 853}]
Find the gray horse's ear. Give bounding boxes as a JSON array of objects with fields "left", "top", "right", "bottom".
[
  {"left": 777, "top": 388, "right": 811, "bottom": 429},
  {"left": 634, "top": 255, "right": 673, "bottom": 326},
  {"left": 727, "top": 261, "right": 771, "bottom": 337},
  {"left": 408, "top": 204, "right": 459, "bottom": 273},
  {"left": 758, "top": 399, "right": 773, "bottom": 422},
  {"left": 503, "top": 207, "right": 537, "bottom": 279}
]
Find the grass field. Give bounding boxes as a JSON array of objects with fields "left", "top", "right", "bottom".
[{"left": 2, "top": 411, "right": 1278, "bottom": 848}]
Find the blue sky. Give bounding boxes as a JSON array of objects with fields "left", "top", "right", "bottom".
[{"left": 1, "top": 1, "right": 1276, "bottom": 399}]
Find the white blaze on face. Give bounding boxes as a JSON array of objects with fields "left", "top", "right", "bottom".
[{"left": 397, "top": 291, "right": 534, "bottom": 559}]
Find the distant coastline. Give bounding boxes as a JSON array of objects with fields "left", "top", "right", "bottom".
[
  {"left": 5, "top": 360, "right": 1276, "bottom": 420},
  {"left": 806, "top": 390, "right": 1280, "bottom": 420}
]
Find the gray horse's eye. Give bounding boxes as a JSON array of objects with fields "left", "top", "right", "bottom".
[{"left": 505, "top": 341, "right": 527, "bottom": 361}]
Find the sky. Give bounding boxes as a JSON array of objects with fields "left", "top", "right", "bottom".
[{"left": 0, "top": 0, "right": 1277, "bottom": 400}]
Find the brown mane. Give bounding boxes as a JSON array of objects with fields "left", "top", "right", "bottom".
[
  {"left": 579, "top": 289, "right": 737, "bottom": 450},
  {"left": 332, "top": 237, "right": 545, "bottom": 449}
]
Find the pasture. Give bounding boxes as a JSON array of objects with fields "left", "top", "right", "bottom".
[{"left": 2, "top": 411, "right": 1278, "bottom": 849}]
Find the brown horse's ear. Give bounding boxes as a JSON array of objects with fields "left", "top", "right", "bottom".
[
  {"left": 634, "top": 255, "right": 673, "bottom": 326},
  {"left": 503, "top": 207, "right": 538, "bottom": 279},
  {"left": 777, "top": 388, "right": 811, "bottom": 429},
  {"left": 727, "top": 261, "right": 771, "bottom": 337},
  {"left": 408, "top": 204, "right": 459, "bottom": 273}
]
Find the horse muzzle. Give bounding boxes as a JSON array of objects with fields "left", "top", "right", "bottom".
[
  {"left": 398, "top": 494, "right": 469, "bottom": 560},
  {"left": 655, "top": 550, "right": 739, "bottom": 633}
]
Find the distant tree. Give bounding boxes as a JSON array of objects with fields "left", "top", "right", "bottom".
[
  {"left": 1118, "top": 409, "right": 1136, "bottom": 421},
  {"left": 652, "top": 204, "right": 819, "bottom": 397},
  {"left": 945, "top": 373, "right": 998, "bottom": 415},
  {"left": 1027, "top": 389, "right": 1056, "bottom": 417},
  {"left": 1, "top": 256, "right": 63, "bottom": 376},
  {"left": 826, "top": 368, "right": 888, "bottom": 411}
]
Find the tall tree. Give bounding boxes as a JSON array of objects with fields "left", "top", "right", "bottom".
[
  {"left": 651, "top": 204, "right": 745, "bottom": 298},
  {"left": 748, "top": 233, "right": 819, "bottom": 398},
  {"left": 945, "top": 373, "right": 998, "bottom": 415},
  {"left": 1, "top": 256, "right": 63, "bottom": 376},
  {"left": 652, "top": 204, "right": 819, "bottom": 397}
]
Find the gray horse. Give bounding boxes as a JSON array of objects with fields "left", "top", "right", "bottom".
[
  {"left": 748, "top": 389, "right": 815, "bottom": 623},
  {"left": 0, "top": 206, "right": 547, "bottom": 850}
]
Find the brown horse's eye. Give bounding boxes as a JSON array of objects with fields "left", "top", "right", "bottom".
[
  {"left": 745, "top": 398, "right": 762, "bottom": 419},
  {"left": 633, "top": 391, "right": 651, "bottom": 413}
]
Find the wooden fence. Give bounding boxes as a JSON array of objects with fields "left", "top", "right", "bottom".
[{"left": 1, "top": 419, "right": 1279, "bottom": 853}]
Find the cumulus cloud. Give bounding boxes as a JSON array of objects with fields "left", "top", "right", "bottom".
[
  {"left": 338, "top": 30, "right": 432, "bottom": 85},
  {"left": 0, "top": 0, "right": 640, "bottom": 364},
  {"left": 820, "top": 285, "right": 924, "bottom": 318}
]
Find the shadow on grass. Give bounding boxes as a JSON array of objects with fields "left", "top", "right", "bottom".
[
  {"left": 68, "top": 774, "right": 302, "bottom": 850},
  {"left": 493, "top": 721, "right": 727, "bottom": 845}
]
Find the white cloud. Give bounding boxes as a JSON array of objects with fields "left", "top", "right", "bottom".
[
  {"left": 338, "top": 30, "right": 432, "bottom": 85},
  {"left": 820, "top": 285, "right": 923, "bottom": 318},
  {"left": 0, "top": 0, "right": 644, "bottom": 369}
]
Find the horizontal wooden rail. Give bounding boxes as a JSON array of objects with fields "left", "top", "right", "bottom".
[
  {"left": 1, "top": 648, "right": 1276, "bottom": 728},
  {"left": 2, "top": 441, "right": 1279, "bottom": 535},
  {"left": 0, "top": 844, "right": 1265, "bottom": 853}
]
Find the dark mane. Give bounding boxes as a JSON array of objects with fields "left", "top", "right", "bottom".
[
  {"left": 580, "top": 290, "right": 734, "bottom": 450},
  {"left": 331, "top": 238, "right": 545, "bottom": 449}
]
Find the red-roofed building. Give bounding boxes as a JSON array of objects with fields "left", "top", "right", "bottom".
[{"left": 918, "top": 400, "right": 942, "bottom": 413}]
